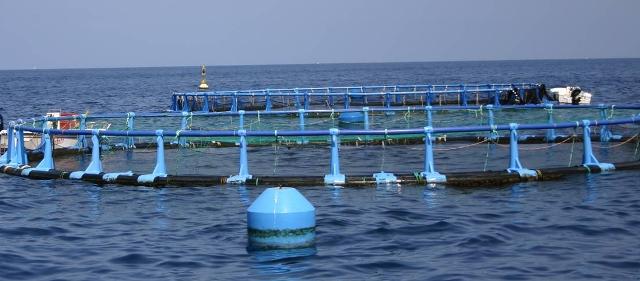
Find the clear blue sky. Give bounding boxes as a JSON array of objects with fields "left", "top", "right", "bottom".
[{"left": 1, "top": 0, "right": 639, "bottom": 69}]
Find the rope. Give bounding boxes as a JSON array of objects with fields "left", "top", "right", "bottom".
[
  {"left": 272, "top": 140, "right": 280, "bottom": 175},
  {"left": 609, "top": 105, "right": 615, "bottom": 119},
  {"left": 568, "top": 135, "right": 576, "bottom": 167},
  {"left": 433, "top": 139, "right": 488, "bottom": 151},
  {"left": 379, "top": 140, "right": 386, "bottom": 171},
  {"left": 593, "top": 134, "right": 639, "bottom": 149},
  {"left": 518, "top": 136, "right": 576, "bottom": 151},
  {"left": 635, "top": 134, "right": 640, "bottom": 159},
  {"left": 483, "top": 141, "right": 491, "bottom": 172}
]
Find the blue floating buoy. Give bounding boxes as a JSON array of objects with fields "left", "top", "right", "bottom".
[
  {"left": 338, "top": 111, "right": 365, "bottom": 123},
  {"left": 247, "top": 187, "right": 316, "bottom": 250}
]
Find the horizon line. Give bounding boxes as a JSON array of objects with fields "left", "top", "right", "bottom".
[{"left": 1, "top": 56, "right": 639, "bottom": 71}]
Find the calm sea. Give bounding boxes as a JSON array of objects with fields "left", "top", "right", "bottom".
[{"left": 1, "top": 59, "right": 639, "bottom": 280}]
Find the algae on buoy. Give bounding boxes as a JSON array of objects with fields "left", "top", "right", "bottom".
[
  {"left": 247, "top": 187, "right": 316, "bottom": 250},
  {"left": 198, "top": 65, "right": 209, "bottom": 91}
]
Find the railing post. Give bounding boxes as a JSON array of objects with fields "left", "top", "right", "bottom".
[
  {"left": 231, "top": 92, "right": 238, "bottom": 112},
  {"left": 265, "top": 90, "right": 272, "bottom": 112},
  {"left": 0, "top": 123, "right": 15, "bottom": 164},
  {"left": 77, "top": 114, "right": 88, "bottom": 149},
  {"left": 70, "top": 129, "right": 103, "bottom": 179},
  {"left": 582, "top": 120, "right": 615, "bottom": 171},
  {"left": 297, "top": 109, "right": 308, "bottom": 144},
  {"left": 598, "top": 104, "right": 615, "bottom": 143},
  {"left": 183, "top": 95, "right": 191, "bottom": 112},
  {"left": 304, "top": 92, "right": 310, "bottom": 110},
  {"left": 460, "top": 84, "right": 468, "bottom": 106},
  {"left": 171, "top": 94, "right": 178, "bottom": 111},
  {"left": 5, "top": 125, "right": 27, "bottom": 167},
  {"left": 343, "top": 93, "right": 350, "bottom": 109},
  {"left": 238, "top": 110, "right": 245, "bottom": 130},
  {"left": 201, "top": 94, "right": 210, "bottom": 112},
  {"left": 324, "top": 128, "right": 345, "bottom": 185},
  {"left": 228, "top": 129, "right": 252, "bottom": 183},
  {"left": 294, "top": 88, "right": 301, "bottom": 109},
  {"left": 34, "top": 131, "right": 54, "bottom": 171},
  {"left": 125, "top": 112, "right": 136, "bottom": 149},
  {"left": 425, "top": 105, "right": 433, "bottom": 127},
  {"left": 421, "top": 126, "right": 446, "bottom": 183},
  {"left": 425, "top": 87, "right": 432, "bottom": 106},
  {"left": 363, "top": 107, "right": 370, "bottom": 142},
  {"left": 178, "top": 111, "right": 190, "bottom": 147},
  {"left": 493, "top": 90, "right": 501, "bottom": 107},
  {"left": 385, "top": 92, "right": 392, "bottom": 109},
  {"left": 544, "top": 103, "right": 558, "bottom": 142},
  {"left": 486, "top": 105, "right": 498, "bottom": 141},
  {"left": 506, "top": 123, "right": 537, "bottom": 177},
  {"left": 138, "top": 130, "right": 168, "bottom": 183}
]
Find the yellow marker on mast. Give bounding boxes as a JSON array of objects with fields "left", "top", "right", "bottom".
[{"left": 198, "top": 65, "right": 209, "bottom": 90}]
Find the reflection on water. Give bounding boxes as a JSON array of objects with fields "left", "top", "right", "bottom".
[
  {"left": 85, "top": 186, "right": 102, "bottom": 219},
  {"left": 154, "top": 188, "right": 169, "bottom": 229},
  {"left": 237, "top": 186, "right": 250, "bottom": 206},
  {"left": 422, "top": 185, "right": 444, "bottom": 208},
  {"left": 584, "top": 174, "right": 599, "bottom": 203}
]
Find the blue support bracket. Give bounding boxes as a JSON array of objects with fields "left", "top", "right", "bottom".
[
  {"left": 228, "top": 129, "right": 252, "bottom": 184},
  {"left": 324, "top": 128, "right": 345, "bottom": 185},
  {"left": 373, "top": 171, "right": 398, "bottom": 184},
  {"left": 125, "top": 112, "right": 136, "bottom": 149},
  {"left": 425, "top": 88, "right": 433, "bottom": 106},
  {"left": 138, "top": 130, "right": 168, "bottom": 183},
  {"left": 420, "top": 126, "right": 446, "bottom": 183},
  {"left": 581, "top": 120, "right": 615, "bottom": 171},
  {"left": 486, "top": 105, "right": 498, "bottom": 141},
  {"left": 7, "top": 126, "right": 28, "bottom": 167},
  {"left": 544, "top": 103, "right": 559, "bottom": 142},
  {"left": 175, "top": 111, "right": 190, "bottom": 147},
  {"left": 22, "top": 131, "right": 56, "bottom": 176},
  {"left": 297, "top": 109, "right": 308, "bottom": 144},
  {"left": 70, "top": 129, "right": 103, "bottom": 179},
  {"left": 506, "top": 123, "right": 537, "bottom": 178}
]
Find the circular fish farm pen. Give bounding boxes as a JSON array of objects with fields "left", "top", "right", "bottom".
[{"left": 1, "top": 83, "right": 640, "bottom": 188}]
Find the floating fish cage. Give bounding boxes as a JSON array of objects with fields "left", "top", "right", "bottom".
[
  {"left": 1, "top": 83, "right": 640, "bottom": 188},
  {"left": 171, "top": 83, "right": 547, "bottom": 112}
]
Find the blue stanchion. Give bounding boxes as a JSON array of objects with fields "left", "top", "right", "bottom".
[
  {"left": 228, "top": 129, "right": 252, "bottom": 184},
  {"left": 506, "top": 123, "right": 537, "bottom": 177},
  {"left": 138, "top": 130, "right": 167, "bottom": 183},
  {"left": 420, "top": 126, "right": 446, "bottom": 183},
  {"left": 324, "top": 128, "right": 345, "bottom": 185},
  {"left": 581, "top": 120, "right": 615, "bottom": 171}
]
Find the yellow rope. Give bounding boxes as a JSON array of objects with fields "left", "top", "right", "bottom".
[{"left": 593, "top": 134, "right": 639, "bottom": 149}]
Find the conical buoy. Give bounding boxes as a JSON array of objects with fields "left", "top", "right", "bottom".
[
  {"left": 247, "top": 187, "right": 315, "bottom": 250},
  {"left": 198, "top": 65, "right": 209, "bottom": 90}
]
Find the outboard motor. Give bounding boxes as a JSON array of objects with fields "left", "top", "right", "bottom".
[
  {"left": 538, "top": 84, "right": 552, "bottom": 102},
  {"left": 570, "top": 88, "right": 582, "bottom": 105}
]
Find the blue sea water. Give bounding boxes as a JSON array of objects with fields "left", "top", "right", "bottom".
[{"left": 1, "top": 59, "right": 640, "bottom": 280}]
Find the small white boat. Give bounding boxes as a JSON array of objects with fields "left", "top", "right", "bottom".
[
  {"left": 549, "top": 86, "right": 592, "bottom": 105},
  {"left": 0, "top": 112, "right": 111, "bottom": 151}
]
